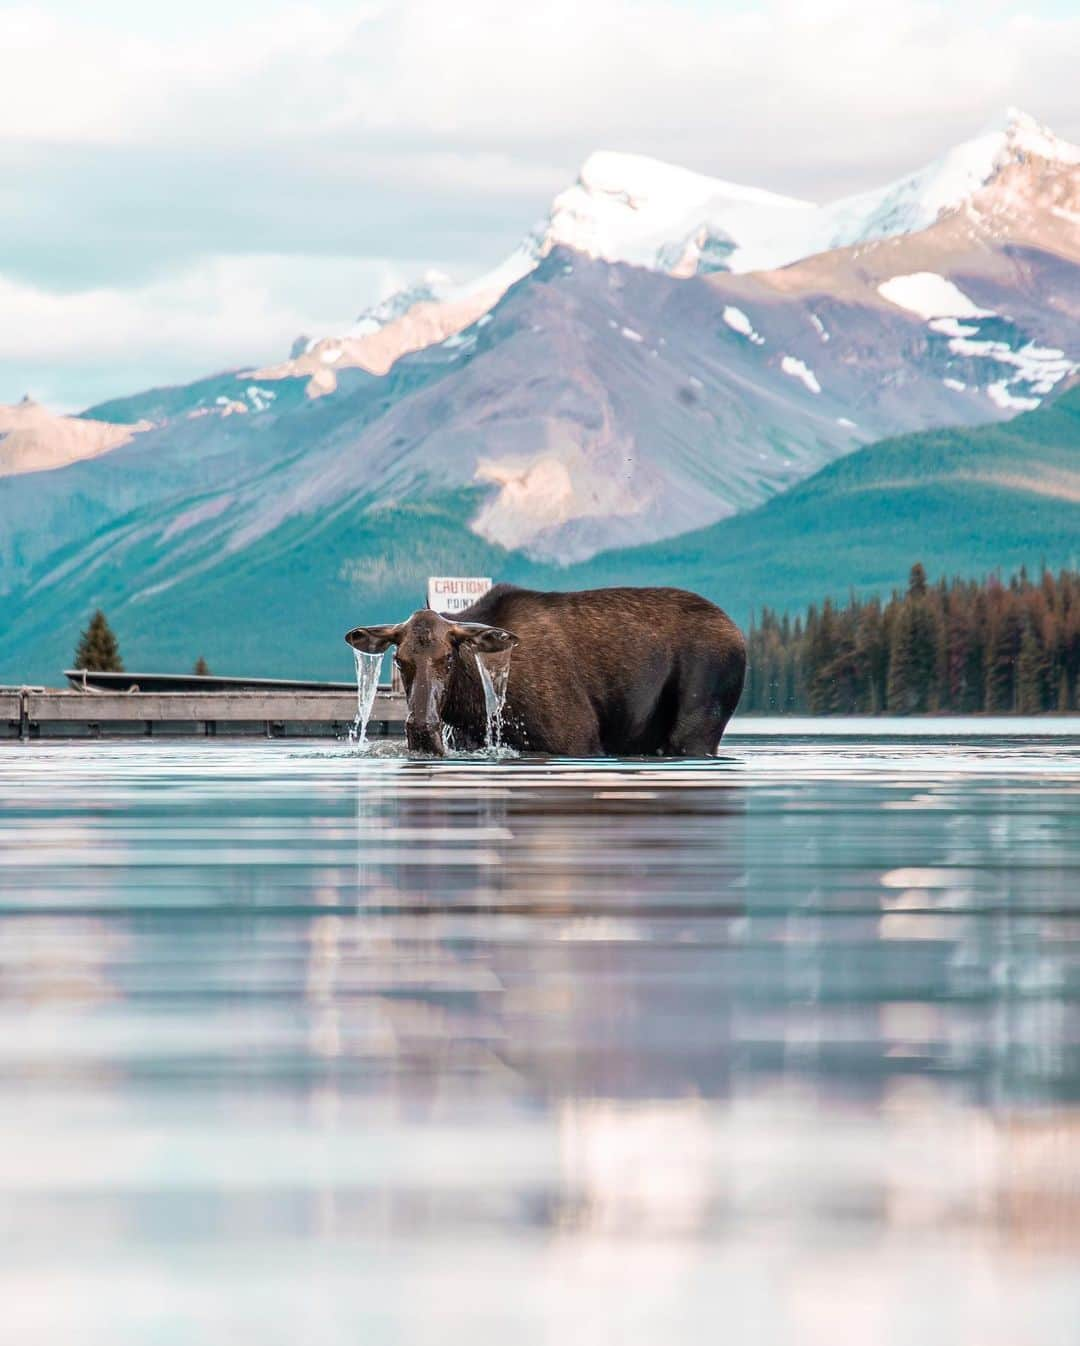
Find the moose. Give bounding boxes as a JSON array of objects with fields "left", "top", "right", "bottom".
[{"left": 345, "top": 584, "right": 745, "bottom": 757}]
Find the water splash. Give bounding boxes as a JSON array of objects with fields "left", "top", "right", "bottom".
[
  {"left": 475, "top": 654, "right": 510, "bottom": 752},
  {"left": 349, "top": 649, "right": 383, "bottom": 749}
]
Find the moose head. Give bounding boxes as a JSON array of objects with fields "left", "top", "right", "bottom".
[{"left": 346, "top": 609, "right": 518, "bottom": 753}]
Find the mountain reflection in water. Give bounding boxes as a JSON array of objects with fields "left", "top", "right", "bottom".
[{"left": 0, "top": 729, "right": 1078, "bottom": 1345}]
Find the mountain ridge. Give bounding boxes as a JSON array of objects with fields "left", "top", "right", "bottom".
[{"left": 249, "top": 107, "right": 1080, "bottom": 392}]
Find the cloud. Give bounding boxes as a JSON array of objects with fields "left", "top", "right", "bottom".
[
  {"left": 0, "top": 253, "right": 425, "bottom": 411},
  {"left": 3, "top": 0, "right": 1080, "bottom": 408},
  {"left": 4, "top": 2, "right": 1078, "bottom": 163}
]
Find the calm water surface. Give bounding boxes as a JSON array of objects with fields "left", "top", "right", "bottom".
[{"left": 1, "top": 725, "right": 1078, "bottom": 1345}]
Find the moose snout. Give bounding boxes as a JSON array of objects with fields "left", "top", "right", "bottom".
[{"left": 405, "top": 718, "right": 446, "bottom": 756}]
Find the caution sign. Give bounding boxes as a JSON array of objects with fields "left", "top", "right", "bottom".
[{"left": 427, "top": 577, "right": 493, "bottom": 615}]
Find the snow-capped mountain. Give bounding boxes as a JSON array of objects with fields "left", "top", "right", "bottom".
[
  {"left": 245, "top": 108, "right": 1079, "bottom": 398},
  {"left": 544, "top": 107, "right": 1080, "bottom": 277},
  {"left": 253, "top": 252, "right": 538, "bottom": 393},
  {"left": 540, "top": 152, "right": 810, "bottom": 276}
]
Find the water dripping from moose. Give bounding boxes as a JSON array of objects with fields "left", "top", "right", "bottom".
[
  {"left": 474, "top": 650, "right": 511, "bottom": 754},
  {"left": 349, "top": 644, "right": 512, "bottom": 755},
  {"left": 349, "top": 648, "right": 383, "bottom": 749}
]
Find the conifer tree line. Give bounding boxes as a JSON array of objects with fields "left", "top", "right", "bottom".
[{"left": 744, "top": 565, "right": 1080, "bottom": 714}]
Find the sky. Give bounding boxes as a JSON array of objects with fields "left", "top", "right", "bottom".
[{"left": 3, "top": 0, "right": 1080, "bottom": 411}]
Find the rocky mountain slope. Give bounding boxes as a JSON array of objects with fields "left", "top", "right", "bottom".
[
  {"left": 5, "top": 219, "right": 1076, "bottom": 611},
  {"left": 0, "top": 398, "right": 147, "bottom": 478}
]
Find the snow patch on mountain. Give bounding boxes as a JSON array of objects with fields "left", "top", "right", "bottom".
[
  {"left": 441, "top": 330, "right": 477, "bottom": 353},
  {"left": 780, "top": 356, "right": 821, "bottom": 394},
  {"left": 245, "top": 385, "right": 275, "bottom": 412},
  {"left": 945, "top": 333, "right": 1076, "bottom": 399},
  {"left": 905, "top": 293, "right": 1080, "bottom": 409},
  {"left": 723, "top": 306, "right": 765, "bottom": 344},
  {"left": 987, "top": 382, "right": 1040, "bottom": 412},
  {"left": 878, "top": 273, "right": 994, "bottom": 320},
  {"left": 929, "top": 317, "right": 980, "bottom": 338},
  {"left": 869, "top": 251, "right": 1080, "bottom": 410}
]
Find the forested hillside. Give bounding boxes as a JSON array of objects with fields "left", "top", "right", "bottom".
[
  {"left": 572, "top": 385, "right": 1080, "bottom": 624},
  {"left": 743, "top": 565, "right": 1080, "bottom": 714}
]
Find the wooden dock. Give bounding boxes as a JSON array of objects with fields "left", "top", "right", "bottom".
[{"left": 0, "top": 687, "right": 406, "bottom": 740}]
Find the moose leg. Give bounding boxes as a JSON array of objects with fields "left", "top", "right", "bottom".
[
  {"left": 664, "top": 708, "right": 726, "bottom": 757},
  {"left": 664, "top": 661, "right": 740, "bottom": 756}
]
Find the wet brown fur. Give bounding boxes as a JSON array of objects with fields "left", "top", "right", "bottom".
[{"left": 349, "top": 584, "right": 746, "bottom": 757}]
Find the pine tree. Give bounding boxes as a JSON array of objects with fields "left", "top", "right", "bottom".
[
  {"left": 855, "top": 600, "right": 888, "bottom": 712},
  {"left": 945, "top": 585, "right": 984, "bottom": 712},
  {"left": 886, "top": 593, "right": 938, "bottom": 712},
  {"left": 986, "top": 604, "right": 1023, "bottom": 711},
  {"left": 806, "top": 602, "right": 842, "bottom": 713},
  {"left": 73, "top": 610, "right": 124, "bottom": 672},
  {"left": 1017, "top": 618, "right": 1049, "bottom": 713},
  {"left": 193, "top": 656, "right": 211, "bottom": 676}
]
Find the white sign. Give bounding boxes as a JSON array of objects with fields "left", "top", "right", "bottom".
[{"left": 427, "top": 576, "right": 493, "bottom": 615}]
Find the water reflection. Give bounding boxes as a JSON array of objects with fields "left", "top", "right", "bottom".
[{"left": 0, "top": 732, "right": 1078, "bottom": 1344}]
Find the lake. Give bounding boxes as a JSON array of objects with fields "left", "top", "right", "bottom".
[{"left": 1, "top": 723, "right": 1078, "bottom": 1345}]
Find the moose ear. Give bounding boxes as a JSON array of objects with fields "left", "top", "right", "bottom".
[
  {"left": 345, "top": 622, "right": 404, "bottom": 653},
  {"left": 451, "top": 622, "right": 519, "bottom": 654}
]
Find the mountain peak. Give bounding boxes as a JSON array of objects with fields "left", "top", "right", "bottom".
[
  {"left": 351, "top": 270, "right": 455, "bottom": 337},
  {"left": 572, "top": 149, "right": 809, "bottom": 212},
  {"left": 543, "top": 149, "right": 812, "bottom": 272},
  {"left": 538, "top": 111, "right": 1079, "bottom": 279},
  {"left": 996, "top": 107, "right": 1080, "bottom": 165}
]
